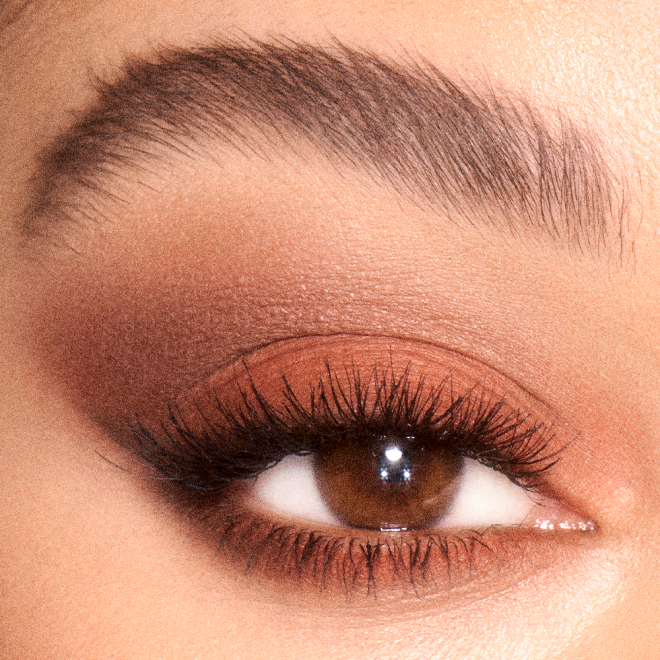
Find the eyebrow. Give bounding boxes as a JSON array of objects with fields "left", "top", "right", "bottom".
[{"left": 23, "top": 40, "right": 631, "bottom": 260}]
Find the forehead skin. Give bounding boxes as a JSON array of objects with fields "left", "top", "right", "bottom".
[{"left": 1, "top": 1, "right": 660, "bottom": 660}]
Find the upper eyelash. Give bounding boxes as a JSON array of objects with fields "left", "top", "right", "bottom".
[{"left": 122, "top": 359, "right": 564, "bottom": 496}]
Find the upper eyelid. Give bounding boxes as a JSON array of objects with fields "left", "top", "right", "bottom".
[{"left": 117, "top": 335, "right": 571, "bottom": 499}]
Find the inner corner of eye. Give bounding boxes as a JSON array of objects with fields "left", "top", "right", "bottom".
[{"left": 245, "top": 453, "right": 564, "bottom": 532}]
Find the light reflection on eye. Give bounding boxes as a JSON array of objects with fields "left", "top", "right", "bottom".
[
  {"left": 384, "top": 446, "right": 404, "bottom": 462},
  {"left": 251, "top": 454, "right": 541, "bottom": 531},
  {"left": 381, "top": 442, "right": 412, "bottom": 482}
]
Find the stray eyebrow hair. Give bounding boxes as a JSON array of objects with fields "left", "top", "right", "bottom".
[
  {"left": 24, "top": 39, "right": 630, "bottom": 259},
  {"left": 0, "top": 0, "right": 37, "bottom": 35}
]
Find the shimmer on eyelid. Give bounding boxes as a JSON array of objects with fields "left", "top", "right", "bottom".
[{"left": 25, "top": 40, "right": 631, "bottom": 261}]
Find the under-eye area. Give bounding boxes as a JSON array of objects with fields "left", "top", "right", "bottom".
[{"left": 114, "top": 336, "right": 596, "bottom": 599}]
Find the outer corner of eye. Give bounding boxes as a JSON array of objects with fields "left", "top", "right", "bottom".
[{"left": 437, "top": 458, "right": 595, "bottom": 532}]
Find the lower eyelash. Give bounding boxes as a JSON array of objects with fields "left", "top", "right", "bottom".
[{"left": 185, "top": 503, "right": 544, "bottom": 600}]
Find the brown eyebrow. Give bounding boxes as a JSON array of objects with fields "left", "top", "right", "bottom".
[{"left": 23, "top": 39, "right": 630, "bottom": 260}]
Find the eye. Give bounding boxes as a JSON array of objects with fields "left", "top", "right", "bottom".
[
  {"left": 252, "top": 452, "right": 541, "bottom": 531},
  {"left": 120, "top": 335, "right": 596, "bottom": 599}
]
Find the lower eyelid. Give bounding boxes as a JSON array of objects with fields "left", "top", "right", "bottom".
[{"left": 179, "top": 500, "right": 595, "bottom": 602}]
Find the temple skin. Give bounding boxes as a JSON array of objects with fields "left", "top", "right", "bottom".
[{"left": 1, "top": 1, "right": 660, "bottom": 659}]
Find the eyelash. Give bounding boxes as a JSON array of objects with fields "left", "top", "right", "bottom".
[{"left": 119, "top": 359, "right": 566, "bottom": 598}]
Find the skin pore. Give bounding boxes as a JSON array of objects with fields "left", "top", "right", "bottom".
[{"left": 2, "top": 0, "right": 660, "bottom": 658}]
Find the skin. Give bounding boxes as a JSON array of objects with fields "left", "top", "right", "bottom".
[{"left": 1, "top": 0, "right": 660, "bottom": 658}]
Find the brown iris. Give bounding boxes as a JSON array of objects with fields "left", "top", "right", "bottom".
[{"left": 314, "top": 435, "right": 462, "bottom": 530}]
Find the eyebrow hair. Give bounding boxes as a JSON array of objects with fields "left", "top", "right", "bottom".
[
  {"left": 0, "top": 0, "right": 37, "bottom": 34},
  {"left": 24, "top": 39, "right": 630, "bottom": 259}
]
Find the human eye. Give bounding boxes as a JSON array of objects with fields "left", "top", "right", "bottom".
[{"left": 118, "top": 334, "right": 595, "bottom": 600}]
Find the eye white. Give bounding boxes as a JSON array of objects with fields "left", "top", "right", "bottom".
[
  {"left": 252, "top": 454, "right": 342, "bottom": 525},
  {"left": 251, "top": 454, "right": 539, "bottom": 529},
  {"left": 437, "top": 458, "right": 538, "bottom": 527}
]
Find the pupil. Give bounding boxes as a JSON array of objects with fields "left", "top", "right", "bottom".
[{"left": 314, "top": 433, "right": 462, "bottom": 530}]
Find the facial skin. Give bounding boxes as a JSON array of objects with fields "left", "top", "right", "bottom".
[{"left": 2, "top": 0, "right": 660, "bottom": 658}]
